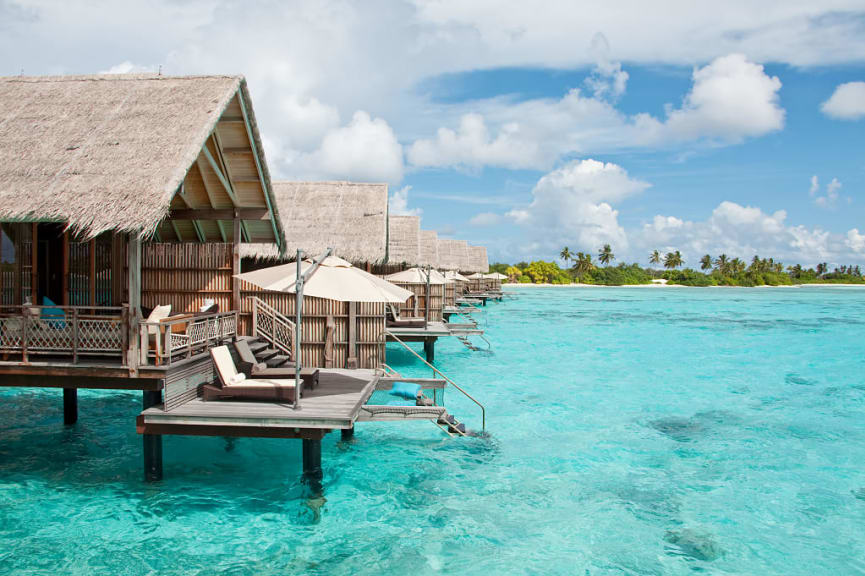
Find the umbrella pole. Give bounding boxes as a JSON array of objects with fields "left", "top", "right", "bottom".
[
  {"left": 295, "top": 250, "right": 303, "bottom": 409},
  {"left": 424, "top": 265, "right": 430, "bottom": 330}
]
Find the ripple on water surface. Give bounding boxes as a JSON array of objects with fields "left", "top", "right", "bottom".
[{"left": 2, "top": 286, "right": 865, "bottom": 575}]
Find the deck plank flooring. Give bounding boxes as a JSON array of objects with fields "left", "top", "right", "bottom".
[{"left": 140, "top": 368, "right": 380, "bottom": 431}]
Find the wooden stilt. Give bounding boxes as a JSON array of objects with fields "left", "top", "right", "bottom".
[
  {"left": 424, "top": 337, "right": 435, "bottom": 364},
  {"left": 63, "top": 388, "right": 77, "bottom": 425},
  {"left": 142, "top": 390, "right": 163, "bottom": 482},
  {"left": 302, "top": 437, "right": 322, "bottom": 493},
  {"left": 340, "top": 427, "right": 354, "bottom": 441}
]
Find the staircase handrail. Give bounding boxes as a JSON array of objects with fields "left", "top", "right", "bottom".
[
  {"left": 385, "top": 330, "right": 485, "bottom": 430},
  {"left": 250, "top": 296, "right": 295, "bottom": 359}
]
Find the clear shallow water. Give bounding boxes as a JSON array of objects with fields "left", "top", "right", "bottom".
[{"left": 3, "top": 286, "right": 865, "bottom": 575}]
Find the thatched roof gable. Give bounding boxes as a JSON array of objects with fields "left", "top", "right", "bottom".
[
  {"left": 388, "top": 215, "right": 420, "bottom": 265},
  {"left": 242, "top": 181, "right": 388, "bottom": 263},
  {"left": 419, "top": 230, "right": 439, "bottom": 267},
  {"left": 438, "top": 238, "right": 469, "bottom": 271},
  {"left": 467, "top": 245, "right": 489, "bottom": 273},
  {"left": 0, "top": 74, "right": 282, "bottom": 244}
]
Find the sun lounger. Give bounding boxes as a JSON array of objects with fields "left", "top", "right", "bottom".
[
  {"left": 233, "top": 339, "right": 319, "bottom": 391},
  {"left": 386, "top": 304, "right": 427, "bottom": 328},
  {"left": 202, "top": 345, "right": 297, "bottom": 402}
]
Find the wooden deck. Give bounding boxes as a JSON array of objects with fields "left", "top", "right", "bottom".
[
  {"left": 385, "top": 321, "right": 452, "bottom": 341},
  {"left": 137, "top": 368, "right": 380, "bottom": 437}
]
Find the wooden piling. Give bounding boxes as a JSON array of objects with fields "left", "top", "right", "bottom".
[
  {"left": 62, "top": 388, "right": 77, "bottom": 425},
  {"left": 142, "top": 390, "right": 163, "bottom": 482}
]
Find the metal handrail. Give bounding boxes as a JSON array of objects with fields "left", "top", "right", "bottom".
[{"left": 385, "top": 330, "right": 485, "bottom": 430}]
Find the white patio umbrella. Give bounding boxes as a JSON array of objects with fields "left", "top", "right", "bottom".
[
  {"left": 444, "top": 271, "right": 470, "bottom": 283},
  {"left": 467, "top": 272, "right": 485, "bottom": 279},
  {"left": 484, "top": 272, "right": 508, "bottom": 280},
  {"left": 236, "top": 255, "right": 412, "bottom": 303},
  {"left": 385, "top": 267, "right": 446, "bottom": 284}
]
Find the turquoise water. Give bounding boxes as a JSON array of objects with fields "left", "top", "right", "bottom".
[{"left": 3, "top": 286, "right": 865, "bottom": 574}]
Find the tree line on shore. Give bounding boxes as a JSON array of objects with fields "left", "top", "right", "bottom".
[{"left": 490, "top": 245, "right": 865, "bottom": 286}]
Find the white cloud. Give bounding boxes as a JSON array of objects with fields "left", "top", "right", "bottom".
[
  {"left": 663, "top": 54, "right": 784, "bottom": 143},
  {"left": 469, "top": 212, "right": 500, "bottom": 227},
  {"left": 847, "top": 229, "right": 865, "bottom": 253},
  {"left": 299, "top": 111, "right": 404, "bottom": 183},
  {"left": 99, "top": 60, "right": 157, "bottom": 74},
  {"left": 809, "top": 176, "right": 846, "bottom": 208},
  {"left": 821, "top": 81, "right": 865, "bottom": 120},
  {"left": 408, "top": 54, "right": 784, "bottom": 170},
  {"left": 5, "top": 1, "right": 865, "bottom": 182},
  {"left": 389, "top": 185, "right": 422, "bottom": 216},
  {"left": 507, "top": 159, "right": 649, "bottom": 253},
  {"left": 636, "top": 201, "right": 841, "bottom": 266}
]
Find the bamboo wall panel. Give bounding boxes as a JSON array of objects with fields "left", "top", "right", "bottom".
[
  {"left": 140, "top": 243, "right": 387, "bottom": 369},
  {"left": 444, "top": 283, "right": 455, "bottom": 307},
  {"left": 141, "top": 243, "right": 233, "bottom": 315},
  {"left": 389, "top": 282, "right": 444, "bottom": 322},
  {"left": 239, "top": 284, "right": 385, "bottom": 369}
]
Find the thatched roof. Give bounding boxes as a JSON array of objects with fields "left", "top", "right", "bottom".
[
  {"left": 388, "top": 215, "right": 420, "bottom": 265},
  {"left": 0, "top": 74, "right": 283, "bottom": 244},
  {"left": 242, "top": 181, "right": 387, "bottom": 262},
  {"left": 467, "top": 245, "right": 489, "bottom": 273},
  {"left": 419, "top": 230, "right": 439, "bottom": 267},
  {"left": 437, "top": 238, "right": 469, "bottom": 271}
]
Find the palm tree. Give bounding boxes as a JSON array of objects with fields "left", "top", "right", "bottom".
[
  {"left": 559, "top": 246, "right": 572, "bottom": 266},
  {"left": 598, "top": 244, "right": 614, "bottom": 266},
  {"left": 714, "top": 254, "right": 729, "bottom": 275},
  {"left": 649, "top": 250, "right": 661, "bottom": 267},
  {"left": 573, "top": 252, "right": 595, "bottom": 281},
  {"left": 700, "top": 254, "right": 712, "bottom": 271},
  {"left": 664, "top": 251, "right": 683, "bottom": 270}
]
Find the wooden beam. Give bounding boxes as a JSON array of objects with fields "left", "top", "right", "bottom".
[
  {"left": 30, "top": 223, "right": 37, "bottom": 304},
  {"left": 168, "top": 208, "right": 270, "bottom": 221},
  {"left": 222, "top": 147, "right": 254, "bottom": 155},
  {"left": 195, "top": 156, "right": 219, "bottom": 210},
  {"left": 170, "top": 220, "right": 182, "bottom": 242},
  {"left": 201, "top": 145, "right": 237, "bottom": 204},
  {"left": 89, "top": 238, "right": 96, "bottom": 306},
  {"left": 218, "top": 117, "right": 245, "bottom": 124},
  {"left": 62, "top": 231, "right": 69, "bottom": 306},
  {"left": 216, "top": 220, "right": 226, "bottom": 242},
  {"left": 191, "top": 220, "right": 205, "bottom": 243},
  {"left": 176, "top": 182, "right": 206, "bottom": 242},
  {"left": 236, "top": 91, "right": 281, "bottom": 247},
  {"left": 127, "top": 235, "right": 141, "bottom": 375},
  {"left": 232, "top": 219, "right": 241, "bottom": 312}
]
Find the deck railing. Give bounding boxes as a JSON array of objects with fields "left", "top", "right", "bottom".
[
  {"left": 249, "top": 296, "right": 295, "bottom": 360},
  {"left": 139, "top": 311, "right": 238, "bottom": 366},
  {"left": 0, "top": 304, "right": 128, "bottom": 363}
]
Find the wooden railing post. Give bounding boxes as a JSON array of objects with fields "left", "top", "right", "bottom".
[
  {"left": 120, "top": 304, "right": 129, "bottom": 367},
  {"left": 251, "top": 298, "right": 258, "bottom": 338},
  {"left": 21, "top": 308, "right": 29, "bottom": 363},
  {"left": 71, "top": 308, "right": 79, "bottom": 364}
]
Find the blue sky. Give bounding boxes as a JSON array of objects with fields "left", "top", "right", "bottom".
[
  {"left": 2, "top": 0, "right": 865, "bottom": 266},
  {"left": 405, "top": 62, "right": 865, "bottom": 265}
]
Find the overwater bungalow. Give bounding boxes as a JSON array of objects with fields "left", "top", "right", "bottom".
[
  {"left": 0, "top": 75, "right": 486, "bottom": 488},
  {"left": 383, "top": 214, "right": 420, "bottom": 273}
]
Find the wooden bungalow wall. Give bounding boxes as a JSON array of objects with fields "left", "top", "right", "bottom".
[
  {"left": 390, "top": 282, "right": 444, "bottom": 322},
  {"left": 140, "top": 243, "right": 385, "bottom": 369},
  {"left": 444, "top": 282, "right": 455, "bottom": 307}
]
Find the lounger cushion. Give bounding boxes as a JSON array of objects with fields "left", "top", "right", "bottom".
[
  {"left": 146, "top": 304, "right": 172, "bottom": 335},
  {"left": 229, "top": 378, "right": 297, "bottom": 389},
  {"left": 41, "top": 296, "right": 66, "bottom": 329},
  {"left": 390, "top": 382, "right": 421, "bottom": 400}
]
